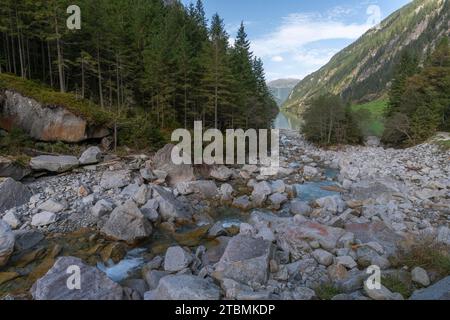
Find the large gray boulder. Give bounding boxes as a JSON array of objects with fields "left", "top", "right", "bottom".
[
  {"left": 30, "top": 155, "right": 79, "bottom": 173},
  {"left": 163, "top": 246, "right": 193, "bottom": 272},
  {"left": 100, "top": 170, "right": 132, "bottom": 190},
  {"left": 101, "top": 200, "right": 152, "bottom": 243},
  {"left": 147, "top": 275, "right": 221, "bottom": 300},
  {"left": 0, "top": 90, "right": 109, "bottom": 143},
  {"left": 251, "top": 181, "right": 272, "bottom": 206},
  {"left": 152, "top": 185, "right": 192, "bottom": 223},
  {"left": 79, "top": 146, "right": 102, "bottom": 165},
  {"left": 276, "top": 221, "right": 346, "bottom": 259},
  {"left": 0, "top": 178, "right": 32, "bottom": 212},
  {"left": 0, "top": 156, "right": 30, "bottom": 180},
  {"left": 410, "top": 276, "right": 450, "bottom": 300},
  {"left": 0, "top": 220, "right": 15, "bottom": 267},
  {"left": 151, "top": 144, "right": 195, "bottom": 186},
  {"left": 213, "top": 235, "right": 273, "bottom": 286},
  {"left": 31, "top": 256, "right": 124, "bottom": 300},
  {"left": 176, "top": 180, "right": 218, "bottom": 199}
]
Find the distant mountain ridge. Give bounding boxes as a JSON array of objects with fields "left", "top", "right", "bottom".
[
  {"left": 268, "top": 78, "right": 300, "bottom": 106},
  {"left": 283, "top": 0, "right": 450, "bottom": 116}
]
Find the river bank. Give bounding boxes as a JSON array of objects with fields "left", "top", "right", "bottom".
[{"left": 1, "top": 129, "right": 449, "bottom": 300}]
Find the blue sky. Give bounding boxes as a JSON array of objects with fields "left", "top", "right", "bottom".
[{"left": 182, "top": 0, "right": 412, "bottom": 81}]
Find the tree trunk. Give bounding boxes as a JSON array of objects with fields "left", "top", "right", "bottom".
[
  {"left": 54, "top": 11, "right": 65, "bottom": 92},
  {"left": 47, "top": 41, "right": 53, "bottom": 88},
  {"left": 81, "top": 55, "right": 85, "bottom": 98},
  {"left": 96, "top": 40, "right": 104, "bottom": 108},
  {"left": 15, "top": 8, "right": 25, "bottom": 78}
]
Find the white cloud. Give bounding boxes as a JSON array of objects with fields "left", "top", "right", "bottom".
[
  {"left": 252, "top": 13, "right": 372, "bottom": 58},
  {"left": 271, "top": 55, "right": 284, "bottom": 62}
]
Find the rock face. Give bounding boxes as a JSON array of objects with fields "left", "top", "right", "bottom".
[
  {"left": 0, "top": 220, "right": 15, "bottom": 267},
  {"left": 410, "top": 276, "right": 450, "bottom": 300},
  {"left": 0, "top": 157, "right": 30, "bottom": 180},
  {"left": 0, "top": 178, "right": 32, "bottom": 212},
  {"left": 30, "top": 155, "right": 79, "bottom": 173},
  {"left": 152, "top": 144, "right": 195, "bottom": 186},
  {"left": 149, "top": 275, "right": 221, "bottom": 300},
  {"left": 214, "top": 235, "right": 273, "bottom": 286},
  {"left": 31, "top": 256, "right": 123, "bottom": 300},
  {"left": 0, "top": 90, "right": 109, "bottom": 143},
  {"left": 101, "top": 200, "right": 152, "bottom": 242}
]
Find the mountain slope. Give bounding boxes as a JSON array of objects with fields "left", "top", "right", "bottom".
[
  {"left": 283, "top": 0, "right": 450, "bottom": 116},
  {"left": 268, "top": 78, "right": 300, "bottom": 106}
]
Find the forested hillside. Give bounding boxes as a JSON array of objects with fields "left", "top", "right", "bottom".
[
  {"left": 0, "top": 0, "right": 277, "bottom": 132},
  {"left": 284, "top": 0, "right": 450, "bottom": 116}
]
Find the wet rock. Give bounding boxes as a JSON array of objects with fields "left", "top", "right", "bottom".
[
  {"left": 31, "top": 211, "right": 57, "bottom": 227},
  {"left": 269, "top": 193, "right": 288, "bottom": 210},
  {"left": 219, "top": 183, "right": 234, "bottom": 202},
  {"left": 101, "top": 200, "right": 152, "bottom": 242},
  {"left": 271, "top": 180, "right": 286, "bottom": 193},
  {"left": 31, "top": 256, "right": 123, "bottom": 300},
  {"left": 79, "top": 146, "right": 102, "bottom": 165},
  {"left": 0, "top": 156, "right": 30, "bottom": 180},
  {"left": 303, "top": 166, "right": 319, "bottom": 178},
  {"left": 148, "top": 275, "right": 221, "bottom": 300},
  {"left": 232, "top": 196, "right": 252, "bottom": 211},
  {"left": 152, "top": 185, "right": 192, "bottom": 223},
  {"left": 213, "top": 235, "right": 273, "bottom": 286},
  {"left": 13, "top": 230, "right": 44, "bottom": 251},
  {"left": 210, "top": 166, "right": 233, "bottom": 181},
  {"left": 0, "top": 220, "right": 15, "bottom": 267},
  {"left": 0, "top": 178, "right": 32, "bottom": 212},
  {"left": 411, "top": 267, "right": 430, "bottom": 287},
  {"left": 100, "top": 170, "right": 132, "bottom": 190},
  {"left": 290, "top": 200, "right": 312, "bottom": 216},
  {"left": 151, "top": 144, "right": 195, "bottom": 186},
  {"left": 30, "top": 155, "right": 79, "bottom": 173},
  {"left": 410, "top": 276, "right": 450, "bottom": 300},
  {"left": 251, "top": 181, "right": 272, "bottom": 206},
  {"left": 164, "top": 246, "right": 193, "bottom": 272},
  {"left": 144, "top": 270, "right": 170, "bottom": 290}
]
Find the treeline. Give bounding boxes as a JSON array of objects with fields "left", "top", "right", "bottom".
[
  {"left": 0, "top": 0, "right": 277, "bottom": 132},
  {"left": 302, "top": 94, "right": 362, "bottom": 146},
  {"left": 383, "top": 38, "right": 450, "bottom": 146}
]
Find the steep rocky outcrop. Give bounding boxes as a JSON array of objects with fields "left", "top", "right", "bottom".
[
  {"left": 284, "top": 0, "right": 450, "bottom": 115},
  {"left": 0, "top": 89, "right": 109, "bottom": 143}
]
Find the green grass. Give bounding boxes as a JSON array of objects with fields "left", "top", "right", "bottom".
[
  {"left": 0, "top": 73, "right": 113, "bottom": 126},
  {"left": 315, "top": 283, "right": 343, "bottom": 300},
  {"left": 351, "top": 99, "right": 388, "bottom": 137},
  {"left": 436, "top": 140, "right": 450, "bottom": 150},
  {"left": 382, "top": 275, "right": 413, "bottom": 298}
]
